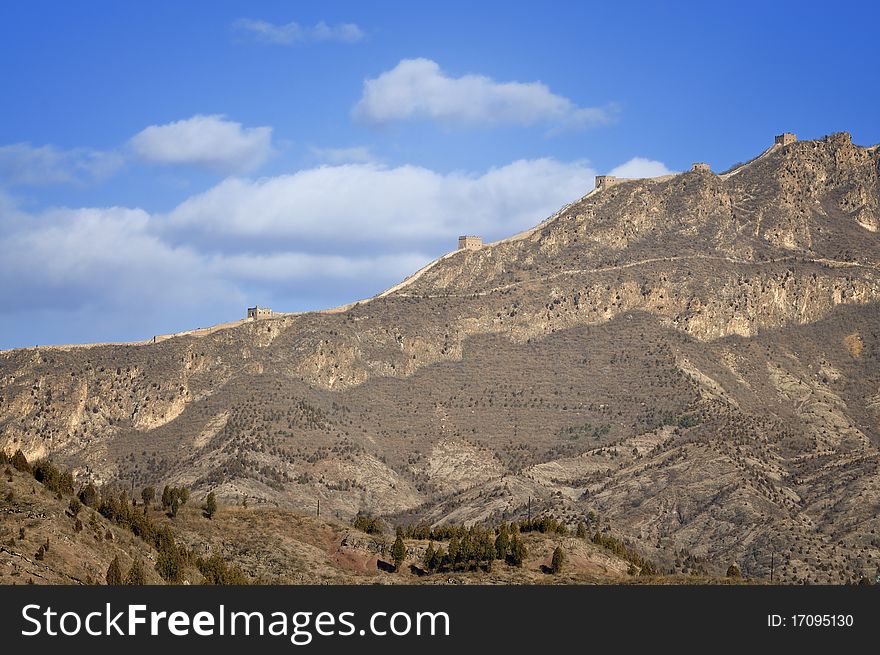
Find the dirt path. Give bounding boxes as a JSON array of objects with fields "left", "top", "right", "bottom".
[{"left": 389, "top": 254, "right": 880, "bottom": 299}]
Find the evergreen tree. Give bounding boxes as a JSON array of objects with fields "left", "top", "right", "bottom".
[
  {"left": 477, "top": 530, "right": 494, "bottom": 566},
  {"left": 68, "top": 498, "right": 82, "bottom": 517},
  {"left": 576, "top": 522, "right": 587, "bottom": 539},
  {"left": 435, "top": 546, "right": 446, "bottom": 569},
  {"left": 126, "top": 559, "right": 146, "bottom": 585},
  {"left": 551, "top": 546, "right": 566, "bottom": 574},
  {"left": 727, "top": 564, "right": 742, "bottom": 579},
  {"left": 161, "top": 485, "right": 172, "bottom": 510},
  {"left": 106, "top": 556, "right": 124, "bottom": 585},
  {"left": 141, "top": 486, "right": 155, "bottom": 508},
  {"left": 11, "top": 449, "right": 31, "bottom": 473},
  {"left": 424, "top": 541, "right": 437, "bottom": 571},
  {"left": 391, "top": 534, "right": 407, "bottom": 572},
  {"left": 495, "top": 523, "right": 510, "bottom": 560},
  {"left": 79, "top": 483, "right": 99, "bottom": 508},
  {"left": 155, "top": 528, "right": 185, "bottom": 583},
  {"left": 509, "top": 533, "right": 527, "bottom": 567},
  {"left": 448, "top": 534, "right": 461, "bottom": 568},
  {"left": 204, "top": 492, "right": 217, "bottom": 519}
]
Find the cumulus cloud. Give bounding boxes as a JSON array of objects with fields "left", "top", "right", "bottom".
[
  {"left": 0, "top": 143, "right": 123, "bottom": 187},
  {"left": 129, "top": 115, "right": 273, "bottom": 174},
  {"left": 607, "top": 157, "right": 673, "bottom": 178},
  {"left": 234, "top": 18, "right": 364, "bottom": 44},
  {"left": 353, "top": 58, "right": 616, "bottom": 131},
  {"left": 165, "top": 158, "right": 596, "bottom": 244}
]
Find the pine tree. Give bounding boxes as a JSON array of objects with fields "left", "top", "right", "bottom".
[
  {"left": 509, "top": 533, "right": 527, "bottom": 567},
  {"left": 727, "top": 563, "right": 742, "bottom": 579},
  {"left": 391, "top": 534, "right": 407, "bottom": 572},
  {"left": 126, "top": 560, "right": 146, "bottom": 585},
  {"left": 161, "top": 485, "right": 172, "bottom": 510},
  {"left": 106, "top": 556, "right": 124, "bottom": 585},
  {"left": 576, "top": 522, "right": 587, "bottom": 539},
  {"left": 141, "top": 486, "right": 155, "bottom": 508},
  {"left": 448, "top": 534, "right": 460, "bottom": 567},
  {"left": 424, "top": 541, "right": 437, "bottom": 571},
  {"left": 434, "top": 546, "right": 445, "bottom": 568},
  {"left": 495, "top": 523, "right": 510, "bottom": 560},
  {"left": 11, "top": 449, "right": 30, "bottom": 473},
  {"left": 551, "top": 546, "right": 566, "bottom": 574},
  {"left": 79, "top": 483, "right": 99, "bottom": 508},
  {"left": 204, "top": 492, "right": 217, "bottom": 519},
  {"left": 155, "top": 528, "right": 185, "bottom": 583}
]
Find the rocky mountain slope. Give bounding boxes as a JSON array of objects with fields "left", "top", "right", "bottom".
[{"left": 2, "top": 132, "right": 879, "bottom": 584}]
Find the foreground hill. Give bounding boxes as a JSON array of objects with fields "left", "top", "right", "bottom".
[
  {"left": 1, "top": 464, "right": 673, "bottom": 585},
  {"left": 2, "top": 132, "right": 879, "bottom": 584}
]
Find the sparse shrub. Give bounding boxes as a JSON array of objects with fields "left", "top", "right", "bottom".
[
  {"left": 68, "top": 498, "right": 82, "bottom": 517},
  {"left": 353, "top": 514, "right": 384, "bottom": 535},
  {"left": 727, "top": 564, "right": 742, "bottom": 579},
  {"left": 196, "top": 555, "right": 249, "bottom": 585}
]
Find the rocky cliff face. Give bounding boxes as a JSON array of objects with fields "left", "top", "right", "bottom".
[{"left": 2, "top": 132, "right": 879, "bottom": 583}]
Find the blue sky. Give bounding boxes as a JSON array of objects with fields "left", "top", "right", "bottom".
[{"left": 1, "top": 0, "right": 878, "bottom": 348}]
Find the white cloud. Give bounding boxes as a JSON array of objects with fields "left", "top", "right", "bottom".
[
  {"left": 607, "top": 157, "right": 673, "bottom": 179},
  {"left": 212, "top": 251, "right": 427, "bottom": 283},
  {"left": 166, "top": 158, "right": 596, "bottom": 243},
  {"left": 353, "top": 58, "right": 616, "bottom": 131},
  {"left": 309, "top": 145, "right": 375, "bottom": 164},
  {"left": 0, "top": 143, "right": 123, "bottom": 187},
  {"left": 129, "top": 114, "right": 273, "bottom": 174},
  {"left": 234, "top": 18, "right": 364, "bottom": 44}
]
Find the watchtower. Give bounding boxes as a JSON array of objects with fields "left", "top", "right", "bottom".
[
  {"left": 458, "top": 235, "right": 482, "bottom": 250},
  {"left": 595, "top": 175, "right": 619, "bottom": 190},
  {"left": 692, "top": 162, "right": 711, "bottom": 173},
  {"left": 247, "top": 306, "right": 273, "bottom": 320},
  {"left": 775, "top": 132, "right": 797, "bottom": 146}
]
